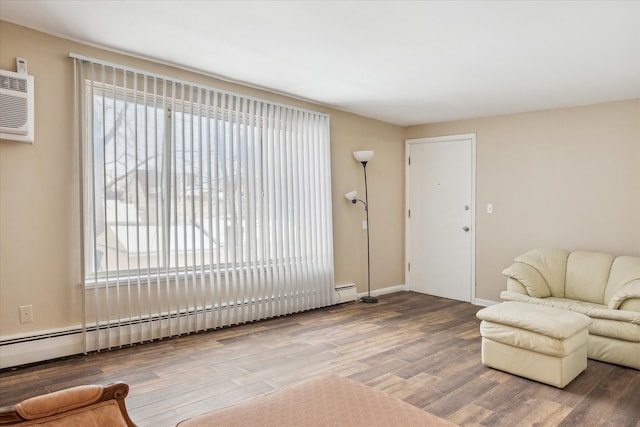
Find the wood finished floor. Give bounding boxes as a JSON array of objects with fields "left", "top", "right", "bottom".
[{"left": 1, "top": 292, "right": 639, "bottom": 427}]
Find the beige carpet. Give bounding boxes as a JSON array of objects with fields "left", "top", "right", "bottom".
[{"left": 177, "top": 374, "right": 456, "bottom": 426}]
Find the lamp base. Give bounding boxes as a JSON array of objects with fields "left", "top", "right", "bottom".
[{"left": 361, "top": 295, "right": 378, "bottom": 304}]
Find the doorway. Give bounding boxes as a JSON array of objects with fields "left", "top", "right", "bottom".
[{"left": 405, "top": 134, "right": 476, "bottom": 302}]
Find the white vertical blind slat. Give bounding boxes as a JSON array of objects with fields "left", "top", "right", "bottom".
[
  {"left": 238, "top": 97, "right": 248, "bottom": 324},
  {"left": 152, "top": 76, "right": 161, "bottom": 340},
  {"left": 263, "top": 103, "right": 272, "bottom": 319},
  {"left": 196, "top": 87, "right": 205, "bottom": 332},
  {"left": 212, "top": 91, "right": 222, "bottom": 331},
  {"left": 229, "top": 94, "right": 238, "bottom": 325},
  {"left": 171, "top": 80, "right": 180, "bottom": 336},
  {"left": 179, "top": 82, "right": 188, "bottom": 333},
  {"left": 76, "top": 60, "right": 87, "bottom": 355},
  {"left": 247, "top": 99, "right": 258, "bottom": 322},
  {"left": 87, "top": 62, "right": 99, "bottom": 351},
  {"left": 204, "top": 88, "right": 214, "bottom": 331}
]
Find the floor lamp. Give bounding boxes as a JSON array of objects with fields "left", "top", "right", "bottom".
[{"left": 345, "top": 150, "right": 377, "bottom": 303}]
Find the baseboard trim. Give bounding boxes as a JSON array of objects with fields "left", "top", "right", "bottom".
[
  {"left": 1, "top": 284, "right": 370, "bottom": 370},
  {"left": 0, "top": 329, "right": 84, "bottom": 370},
  {"left": 473, "top": 298, "right": 499, "bottom": 307},
  {"left": 357, "top": 284, "right": 408, "bottom": 300}
]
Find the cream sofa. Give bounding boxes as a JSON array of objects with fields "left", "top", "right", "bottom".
[{"left": 500, "top": 248, "right": 640, "bottom": 370}]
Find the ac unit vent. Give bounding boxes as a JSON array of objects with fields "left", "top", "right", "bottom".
[
  {"left": 0, "top": 75, "right": 28, "bottom": 92},
  {"left": 0, "top": 69, "right": 34, "bottom": 143}
]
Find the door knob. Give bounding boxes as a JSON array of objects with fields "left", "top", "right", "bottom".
[{"left": 462, "top": 226, "right": 470, "bottom": 232}]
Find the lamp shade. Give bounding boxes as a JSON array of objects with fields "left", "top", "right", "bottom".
[
  {"left": 353, "top": 151, "right": 374, "bottom": 163},
  {"left": 344, "top": 190, "right": 357, "bottom": 201}
]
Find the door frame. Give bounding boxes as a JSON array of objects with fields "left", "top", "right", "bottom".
[{"left": 405, "top": 133, "right": 477, "bottom": 303}]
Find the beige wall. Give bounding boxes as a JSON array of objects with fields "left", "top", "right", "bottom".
[
  {"left": 2, "top": 20, "right": 639, "bottom": 341},
  {"left": 406, "top": 100, "right": 640, "bottom": 301},
  {"left": 0, "top": 21, "right": 405, "bottom": 337}
]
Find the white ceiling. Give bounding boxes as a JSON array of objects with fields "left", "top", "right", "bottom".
[{"left": 1, "top": 0, "right": 639, "bottom": 126}]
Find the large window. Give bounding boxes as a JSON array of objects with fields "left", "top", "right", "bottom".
[
  {"left": 74, "top": 55, "right": 334, "bottom": 350},
  {"left": 87, "top": 84, "right": 248, "bottom": 279}
]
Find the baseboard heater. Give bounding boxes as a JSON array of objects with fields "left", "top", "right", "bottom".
[
  {"left": 1, "top": 289, "right": 351, "bottom": 370},
  {"left": 334, "top": 283, "right": 357, "bottom": 303},
  {"left": 0, "top": 300, "right": 288, "bottom": 369}
]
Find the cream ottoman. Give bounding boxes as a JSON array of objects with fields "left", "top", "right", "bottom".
[{"left": 476, "top": 301, "right": 592, "bottom": 388}]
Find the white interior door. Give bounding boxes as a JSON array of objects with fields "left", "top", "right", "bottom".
[{"left": 406, "top": 134, "right": 475, "bottom": 302}]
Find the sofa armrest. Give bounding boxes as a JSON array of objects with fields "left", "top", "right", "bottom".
[
  {"left": 505, "top": 277, "right": 527, "bottom": 295},
  {"left": 619, "top": 298, "right": 640, "bottom": 312},
  {"left": 608, "top": 280, "right": 640, "bottom": 310},
  {"left": 0, "top": 382, "right": 136, "bottom": 426},
  {"left": 502, "top": 262, "right": 551, "bottom": 298}
]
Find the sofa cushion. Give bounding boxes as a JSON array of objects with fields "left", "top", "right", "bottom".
[
  {"left": 500, "top": 292, "right": 640, "bottom": 325},
  {"left": 513, "top": 248, "right": 569, "bottom": 297},
  {"left": 565, "top": 251, "right": 615, "bottom": 304}
]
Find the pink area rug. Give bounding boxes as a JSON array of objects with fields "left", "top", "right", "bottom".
[{"left": 177, "top": 374, "right": 455, "bottom": 426}]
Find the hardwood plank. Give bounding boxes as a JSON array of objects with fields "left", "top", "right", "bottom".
[
  {"left": 515, "top": 400, "right": 573, "bottom": 427},
  {"left": 448, "top": 402, "right": 494, "bottom": 426},
  {"left": 480, "top": 378, "right": 564, "bottom": 426},
  {"left": 559, "top": 364, "right": 640, "bottom": 427},
  {"left": 424, "top": 376, "right": 497, "bottom": 417},
  {"left": 1, "top": 292, "right": 638, "bottom": 427},
  {"left": 472, "top": 372, "right": 533, "bottom": 411}
]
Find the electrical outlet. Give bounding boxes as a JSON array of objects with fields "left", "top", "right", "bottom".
[{"left": 19, "top": 305, "right": 33, "bottom": 323}]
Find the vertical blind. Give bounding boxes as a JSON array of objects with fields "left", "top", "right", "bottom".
[{"left": 72, "top": 54, "right": 334, "bottom": 352}]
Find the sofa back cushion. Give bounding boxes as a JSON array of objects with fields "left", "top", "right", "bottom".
[
  {"left": 513, "top": 248, "right": 570, "bottom": 297},
  {"left": 565, "top": 251, "right": 615, "bottom": 304}
]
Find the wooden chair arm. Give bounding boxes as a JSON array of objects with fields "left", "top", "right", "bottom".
[{"left": 0, "top": 382, "right": 136, "bottom": 426}]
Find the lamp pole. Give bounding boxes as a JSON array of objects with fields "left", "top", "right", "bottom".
[
  {"left": 360, "top": 159, "right": 377, "bottom": 303},
  {"left": 346, "top": 151, "right": 377, "bottom": 303}
]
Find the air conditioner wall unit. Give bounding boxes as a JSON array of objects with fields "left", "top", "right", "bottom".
[{"left": 0, "top": 69, "right": 35, "bottom": 143}]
